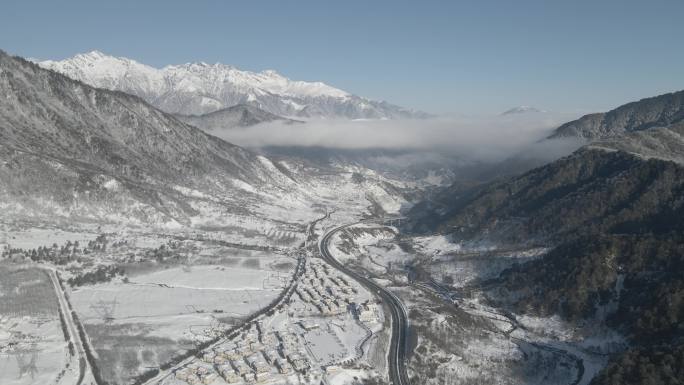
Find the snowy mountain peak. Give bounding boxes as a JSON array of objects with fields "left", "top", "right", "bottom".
[
  {"left": 501, "top": 106, "right": 545, "bottom": 115},
  {"left": 75, "top": 50, "right": 107, "bottom": 59},
  {"left": 51, "top": 50, "right": 145, "bottom": 70},
  {"left": 261, "top": 69, "right": 280, "bottom": 76},
  {"left": 173, "top": 61, "right": 235, "bottom": 71},
  {"left": 37, "top": 51, "right": 424, "bottom": 119}
]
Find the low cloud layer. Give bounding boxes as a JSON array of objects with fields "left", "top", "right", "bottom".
[{"left": 211, "top": 112, "right": 584, "bottom": 163}]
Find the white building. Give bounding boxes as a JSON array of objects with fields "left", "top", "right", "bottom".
[{"left": 357, "top": 301, "right": 378, "bottom": 323}]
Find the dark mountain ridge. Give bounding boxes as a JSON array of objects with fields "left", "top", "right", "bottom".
[
  {"left": 174, "top": 104, "right": 302, "bottom": 132},
  {"left": 549, "top": 89, "right": 684, "bottom": 139},
  {"left": 426, "top": 148, "right": 684, "bottom": 244}
]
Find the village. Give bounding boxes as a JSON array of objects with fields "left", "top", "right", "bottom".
[{"left": 169, "top": 258, "right": 382, "bottom": 385}]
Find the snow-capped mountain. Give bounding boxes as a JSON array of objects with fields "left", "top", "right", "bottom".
[
  {"left": 501, "top": 106, "right": 545, "bottom": 115},
  {"left": 0, "top": 50, "right": 415, "bottom": 226},
  {"left": 37, "top": 51, "right": 427, "bottom": 119},
  {"left": 0, "top": 50, "right": 302, "bottom": 224}
]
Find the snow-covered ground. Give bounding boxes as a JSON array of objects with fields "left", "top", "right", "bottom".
[
  {"left": 0, "top": 152, "right": 419, "bottom": 385},
  {"left": 322, "top": 222, "right": 626, "bottom": 385},
  {"left": 0, "top": 317, "right": 74, "bottom": 385},
  {"left": 0, "top": 266, "right": 76, "bottom": 385},
  {"left": 67, "top": 259, "right": 288, "bottom": 384},
  {"left": 71, "top": 266, "right": 281, "bottom": 323}
]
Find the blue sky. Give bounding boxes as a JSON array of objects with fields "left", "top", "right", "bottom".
[{"left": 1, "top": 0, "right": 682, "bottom": 115}]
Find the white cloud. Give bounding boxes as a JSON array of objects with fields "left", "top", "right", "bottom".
[{"left": 209, "top": 112, "right": 583, "bottom": 163}]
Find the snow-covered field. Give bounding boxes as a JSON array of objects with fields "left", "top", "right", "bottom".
[
  {"left": 0, "top": 317, "right": 73, "bottom": 385},
  {"left": 127, "top": 265, "right": 281, "bottom": 290},
  {"left": 0, "top": 265, "right": 76, "bottom": 385},
  {"left": 71, "top": 265, "right": 281, "bottom": 323},
  {"left": 0, "top": 155, "right": 418, "bottom": 385},
  {"left": 68, "top": 262, "right": 287, "bottom": 384}
]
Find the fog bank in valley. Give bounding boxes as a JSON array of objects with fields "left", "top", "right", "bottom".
[{"left": 210, "top": 113, "right": 585, "bottom": 164}]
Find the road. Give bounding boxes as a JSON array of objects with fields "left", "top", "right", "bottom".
[
  {"left": 319, "top": 222, "right": 411, "bottom": 385},
  {"left": 47, "top": 268, "right": 95, "bottom": 385}
]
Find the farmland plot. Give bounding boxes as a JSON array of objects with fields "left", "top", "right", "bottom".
[
  {"left": 69, "top": 263, "right": 291, "bottom": 385},
  {"left": 0, "top": 265, "right": 75, "bottom": 385}
]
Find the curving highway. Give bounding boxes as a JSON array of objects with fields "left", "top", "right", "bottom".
[{"left": 319, "top": 222, "right": 411, "bottom": 385}]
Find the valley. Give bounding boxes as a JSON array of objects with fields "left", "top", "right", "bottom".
[
  {"left": 1, "top": 201, "right": 400, "bottom": 385},
  {"left": 2, "top": 6, "right": 684, "bottom": 384}
]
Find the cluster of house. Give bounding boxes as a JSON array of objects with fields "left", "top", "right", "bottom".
[
  {"left": 274, "top": 327, "right": 311, "bottom": 373},
  {"left": 294, "top": 259, "right": 358, "bottom": 315},
  {"left": 173, "top": 258, "right": 378, "bottom": 384},
  {"left": 175, "top": 321, "right": 312, "bottom": 384}
]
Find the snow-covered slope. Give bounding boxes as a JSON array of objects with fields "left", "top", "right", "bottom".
[
  {"left": 37, "top": 51, "right": 427, "bottom": 119},
  {"left": 0, "top": 50, "right": 308, "bottom": 225},
  {"left": 0, "top": 50, "right": 414, "bottom": 226},
  {"left": 501, "top": 106, "right": 545, "bottom": 115}
]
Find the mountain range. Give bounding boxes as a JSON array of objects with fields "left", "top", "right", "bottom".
[
  {"left": 0, "top": 50, "right": 414, "bottom": 226},
  {"left": 0, "top": 50, "right": 301, "bottom": 224},
  {"left": 36, "top": 51, "right": 427, "bottom": 120},
  {"left": 408, "top": 88, "right": 684, "bottom": 385},
  {"left": 5, "top": 44, "right": 684, "bottom": 384}
]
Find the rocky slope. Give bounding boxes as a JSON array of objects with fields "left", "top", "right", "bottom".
[{"left": 37, "top": 51, "right": 427, "bottom": 119}]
